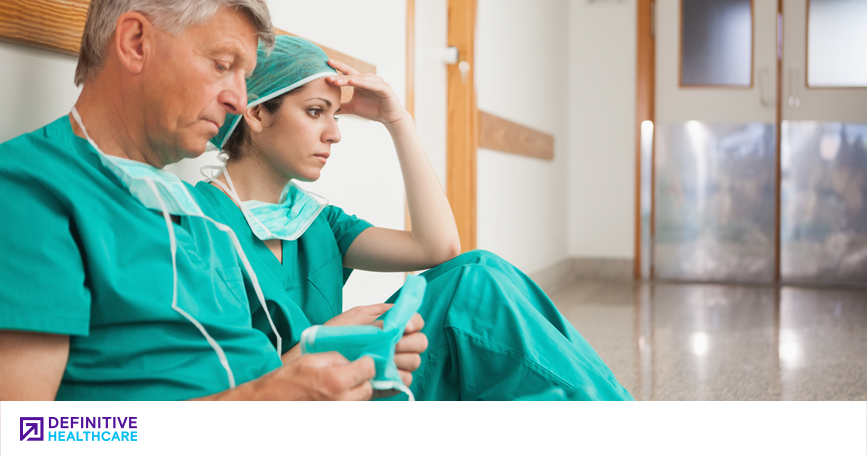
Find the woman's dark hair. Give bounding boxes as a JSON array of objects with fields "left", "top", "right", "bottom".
[{"left": 223, "top": 84, "right": 306, "bottom": 161}]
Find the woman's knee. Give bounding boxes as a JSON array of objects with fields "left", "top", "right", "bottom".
[
  {"left": 447, "top": 250, "right": 508, "bottom": 268},
  {"left": 421, "top": 250, "right": 517, "bottom": 286}
]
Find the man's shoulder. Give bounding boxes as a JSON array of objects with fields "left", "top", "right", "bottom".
[
  {"left": 0, "top": 117, "right": 76, "bottom": 172},
  {"left": 0, "top": 117, "right": 117, "bottom": 214}
]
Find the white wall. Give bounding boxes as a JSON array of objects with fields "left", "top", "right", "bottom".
[
  {"left": 475, "top": 0, "right": 571, "bottom": 273},
  {"left": 568, "top": 0, "right": 637, "bottom": 260},
  {"left": 0, "top": 41, "right": 81, "bottom": 144},
  {"left": 413, "top": 0, "right": 448, "bottom": 188}
]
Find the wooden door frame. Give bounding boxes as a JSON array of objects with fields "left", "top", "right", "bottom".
[
  {"left": 635, "top": 0, "right": 656, "bottom": 279},
  {"left": 441, "top": 1, "right": 555, "bottom": 254},
  {"left": 773, "top": 0, "right": 783, "bottom": 282},
  {"left": 446, "top": 0, "right": 478, "bottom": 252}
]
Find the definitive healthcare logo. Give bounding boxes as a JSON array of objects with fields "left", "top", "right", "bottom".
[
  {"left": 19, "top": 415, "right": 139, "bottom": 442},
  {"left": 20, "top": 417, "right": 44, "bottom": 441}
]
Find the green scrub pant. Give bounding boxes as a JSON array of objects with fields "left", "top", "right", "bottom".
[{"left": 385, "top": 250, "right": 634, "bottom": 401}]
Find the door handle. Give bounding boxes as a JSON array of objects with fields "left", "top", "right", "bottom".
[
  {"left": 458, "top": 60, "right": 471, "bottom": 84},
  {"left": 759, "top": 67, "right": 775, "bottom": 108},
  {"left": 788, "top": 68, "right": 801, "bottom": 108}
]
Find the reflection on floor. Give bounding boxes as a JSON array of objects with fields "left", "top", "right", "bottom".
[{"left": 550, "top": 280, "right": 867, "bottom": 401}]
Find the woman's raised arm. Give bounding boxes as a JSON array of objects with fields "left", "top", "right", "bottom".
[{"left": 327, "top": 60, "right": 460, "bottom": 272}]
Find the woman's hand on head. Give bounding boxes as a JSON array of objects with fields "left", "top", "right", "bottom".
[{"left": 327, "top": 59, "right": 410, "bottom": 125}]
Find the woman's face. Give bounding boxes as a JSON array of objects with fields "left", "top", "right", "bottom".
[{"left": 249, "top": 77, "right": 342, "bottom": 182}]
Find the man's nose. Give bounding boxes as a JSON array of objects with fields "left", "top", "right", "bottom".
[{"left": 219, "top": 75, "right": 248, "bottom": 115}]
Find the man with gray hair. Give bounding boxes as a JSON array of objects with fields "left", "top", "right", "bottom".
[{"left": 0, "top": 0, "right": 424, "bottom": 400}]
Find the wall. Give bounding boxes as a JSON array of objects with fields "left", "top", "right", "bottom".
[
  {"left": 0, "top": 41, "right": 81, "bottom": 144},
  {"left": 413, "top": 0, "right": 448, "bottom": 187},
  {"left": 475, "top": 0, "right": 571, "bottom": 274},
  {"left": 568, "top": 0, "right": 637, "bottom": 260}
]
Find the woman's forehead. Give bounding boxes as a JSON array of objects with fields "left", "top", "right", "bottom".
[{"left": 291, "top": 78, "right": 341, "bottom": 104}]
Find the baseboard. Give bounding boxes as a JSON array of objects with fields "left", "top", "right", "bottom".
[
  {"left": 529, "top": 258, "right": 576, "bottom": 295},
  {"left": 529, "top": 256, "right": 634, "bottom": 295},
  {"left": 571, "top": 257, "right": 634, "bottom": 282}
]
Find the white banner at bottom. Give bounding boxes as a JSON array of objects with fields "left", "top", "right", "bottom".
[{"left": 1, "top": 401, "right": 865, "bottom": 455}]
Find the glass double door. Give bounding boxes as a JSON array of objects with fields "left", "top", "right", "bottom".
[
  {"left": 652, "top": 0, "right": 867, "bottom": 285},
  {"left": 779, "top": 0, "right": 867, "bottom": 284}
]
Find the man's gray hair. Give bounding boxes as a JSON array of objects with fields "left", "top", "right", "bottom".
[{"left": 74, "top": 0, "right": 274, "bottom": 86}]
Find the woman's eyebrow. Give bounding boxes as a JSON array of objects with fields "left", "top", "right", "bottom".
[{"left": 306, "top": 97, "right": 333, "bottom": 108}]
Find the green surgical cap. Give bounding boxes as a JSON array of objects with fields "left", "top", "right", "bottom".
[{"left": 210, "top": 35, "right": 338, "bottom": 149}]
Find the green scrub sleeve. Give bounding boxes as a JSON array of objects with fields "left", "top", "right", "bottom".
[
  {"left": 321, "top": 205, "right": 374, "bottom": 258},
  {"left": 0, "top": 174, "right": 91, "bottom": 336}
]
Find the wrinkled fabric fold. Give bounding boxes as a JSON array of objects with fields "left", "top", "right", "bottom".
[{"left": 382, "top": 250, "right": 634, "bottom": 401}]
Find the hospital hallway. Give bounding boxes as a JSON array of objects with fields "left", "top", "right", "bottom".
[{"left": 550, "top": 280, "right": 867, "bottom": 401}]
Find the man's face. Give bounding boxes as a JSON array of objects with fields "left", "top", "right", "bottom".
[{"left": 142, "top": 8, "right": 259, "bottom": 166}]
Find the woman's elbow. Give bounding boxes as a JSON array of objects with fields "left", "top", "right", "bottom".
[
  {"left": 440, "top": 237, "right": 461, "bottom": 262},
  {"left": 417, "top": 233, "right": 461, "bottom": 265}
]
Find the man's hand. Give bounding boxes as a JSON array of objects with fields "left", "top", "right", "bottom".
[
  {"left": 263, "top": 353, "right": 377, "bottom": 400},
  {"left": 203, "top": 352, "right": 376, "bottom": 401}
]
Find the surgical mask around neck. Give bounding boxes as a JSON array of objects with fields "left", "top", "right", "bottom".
[
  {"left": 70, "top": 106, "right": 283, "bottom": 388},
  {"left": 71, "top": 108, "right": 203, "bottom": 217},
  {"left": 205, "top": 165, "right": 327, "bottom": 242}
]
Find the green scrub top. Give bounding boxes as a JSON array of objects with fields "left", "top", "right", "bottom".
[
  {"left": 195, "top": 182, "right": 373, "bottom": 349},
  {"left": 0, "top": 117, "right": 283, "bottom": 400}
]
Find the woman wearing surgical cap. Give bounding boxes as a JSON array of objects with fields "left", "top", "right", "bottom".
[{"left": 196, "top": 35, "right": 633, "bottom": 401}]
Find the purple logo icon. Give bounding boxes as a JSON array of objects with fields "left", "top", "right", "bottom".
[{"left": 20, "top": 417, "right": 44, "bottom": 441}]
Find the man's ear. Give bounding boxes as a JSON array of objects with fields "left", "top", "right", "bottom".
[
  {"left": 244, "top": 105, "right": 267, "bottom": 133},
  {"left": 113, "top": 12, "right": 151, "bottom": 75}
]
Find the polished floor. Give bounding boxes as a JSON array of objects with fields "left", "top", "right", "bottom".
[{"left": 550, "top": 280, "right": 867, "bottom": 401}]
